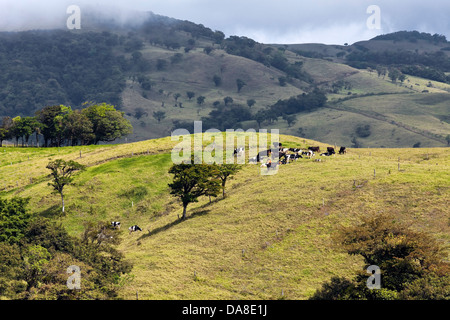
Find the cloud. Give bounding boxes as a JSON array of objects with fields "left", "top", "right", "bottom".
[{"left": 0, "top": 0, "right": 448, "bottom": 44}]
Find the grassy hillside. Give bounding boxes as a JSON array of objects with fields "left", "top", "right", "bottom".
[
  {"left": 117, "top": 37, "right": 449, "bottom": 149},
  {"left": 1, "top": 135, "right": 448, "bottom": 299}
]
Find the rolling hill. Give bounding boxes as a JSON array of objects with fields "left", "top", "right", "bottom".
[
  {"left": 1, "top": 134, "right": 448, "bottom": 299},
  {"left": 0, "top": 12, "right": 449, "bottom": 149}
]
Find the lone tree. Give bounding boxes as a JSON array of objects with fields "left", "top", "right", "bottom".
[
  {"left": 186, "top": 91, "right": 196, "bottom": 101},
  {"left": 213, "top": 75, "right": 222, "bottom": 87},
  {"left": 246, "top": 99, "right": 256, "bottom": 108},
  {"left": 173, "top": 93, "right": 181, "bottom": 102},
  {"left": 197, "top": 96, "right": 206, "bottom": 106},
  {"left": 153, "top": 111, "right": 166, "bottom": 123},
  {"left": 215, "top": 164, "right": 241, "bottom": 198},
  {"left": 236, "top": 79, "right": 247, "bottom": 93},
  {"left": 46, "top": 159, "right": 85, "bottom": 213},
  {"left": 168, "top": 163, "right": 221, "bottom": 220},
  {"left": 223, "top": 96, "right": 233, "bottom": 106}
]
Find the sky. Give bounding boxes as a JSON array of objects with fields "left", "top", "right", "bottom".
[{"left": 0, "top": 0, "right": 449, "bottom": 45}]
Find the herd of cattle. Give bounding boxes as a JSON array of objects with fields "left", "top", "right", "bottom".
[
  {"left": 242, "top": 144, "right": 347, "bottom": 169},
  {"left": 113, "top": 144, "right": 347, "bottom": 235}
]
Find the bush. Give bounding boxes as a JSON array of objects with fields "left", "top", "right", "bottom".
[
  {"left": 355, "top": 124, "right": 371, "bottom": 138},
  {"left": 311, "top": 213, "right": 450, "bottom": 300}
]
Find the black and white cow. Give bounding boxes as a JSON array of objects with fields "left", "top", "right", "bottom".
[
  {"left": 327, "top": 147, "right": 335, "bottom": 154},
  {"left": 129, "top": 225, "right": 142, "bottom": 234},
  {"left": 288, "top": 153, "right": 302, "bottom": 161},
  {"left": 111, "top": 221, "right": 121, "bottom": 229},
  {"left": 234, "top": 147, "right": 245, "bottom": 156},
  {"left": 302, "top": 150, "right": 315, "bottom": 158}
]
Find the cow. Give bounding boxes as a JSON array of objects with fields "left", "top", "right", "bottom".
[
  {"left": 339, "top": 147, "right": 347, "bottom": 154},
  {"left": 327, "top": 147, "right": 335, "bottom": 154},
  {"left": 302, "top": 150, "right": 315, "bottom": 158},
  {"left": 234, "top": 147, "right": 245, "bottom": 156},
  {"left": 111, "top": 221, "right": 121, "bottom": 229},
  {"left": 129, "top": 225, "right": 142, "bottom": 234},
  {"left": 320, "top": 152, "right": 333, "bottom": 156},
  {"left": 287, "top": 153, "right": 302, "bottom": 162},
  {"left": 309, "top": 146, "right": 320, "bottom": 153}
]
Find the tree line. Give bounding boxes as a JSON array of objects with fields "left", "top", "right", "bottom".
[
  {"left": 346, "top": 49, "right": 450, "bottom": 83},
  {"left": 0, "top": 103, "right": 132, "bottom": 147},
  {"left": 171, "top": 90, "right": 327, "bottom": 133}
]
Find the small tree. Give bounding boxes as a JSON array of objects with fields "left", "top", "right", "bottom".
[
  {"left": 388, "top": 68, "right": 402, "bottom": 83},
  {"left": 203, "top": 46, "right": 214, "bottom": 55},
  {"left": 186, "top": 91, "right": 196, "bottom": 101},
  {"left": 134, "top": 107, "right": 148, "bottom": 120},
  {"left": 215, "top": 164, "right": 241, "bottom": 198},
  {"left": 197, "top": 96, "right": 206, "bottom": 106},
  {"left": 46, "top": 159, "right": 85, "bottom": 213},
  {"left": 153, "top": 111, "right": 166, "bottom": 123},
  {"left": 247, "top": 99, "right": 256, "bottom": 108},
  {"left": 255, "top": 110, "right": 267, "bottom": 128},
  {"left": 236, "top": 79, "right": 247, "bottom": 93},
  {"left": 213, "top": 75, "right": 222, "bottom": 87},
  {"left": 224, "top": 96, "right": 233, "bottom": 106},
  {"left": 168, "top": 163, "right": 221, "bottom": 220},
  {"left": 173, "top": 93, "right": 181, "bottom": 102}
]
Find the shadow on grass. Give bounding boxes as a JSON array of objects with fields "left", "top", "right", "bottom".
[
  {"left": 138, "top": 209, "right": 210, "bottom": 241},
  {"left": 39, "top": 205, "right": 63, "bottom": 219}
]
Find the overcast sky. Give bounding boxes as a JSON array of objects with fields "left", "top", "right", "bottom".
[{"left": 0, "top": 0, "right": 449, "bottom": 45}]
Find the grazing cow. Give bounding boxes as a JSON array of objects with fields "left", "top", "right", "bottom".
[
  {"left": 320, "top": 152, "right": 333, "bottom": 156},
  {"left": 339, "top": 147, "right": 347, "bottom": 154},
  {"left": 309, "top": 146, "right": 320, "bottom": 153},
  {"left": 287, "top": 153, "right": 302, "bottom": 162},
  {"left": 302, "top": 150, "right": 314, "bottom": 158},
  {"left": 327, "top": 147, "right": 335, "bottom": 154},
  {"left": 234, "top": 147, "right": 245, "bottom": 156},
  {"left": 111, "top": 221, "right": 121, "bottom": 229},
  {"left": 129, "top": 225, "right": 142, "bottom": 234}
]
